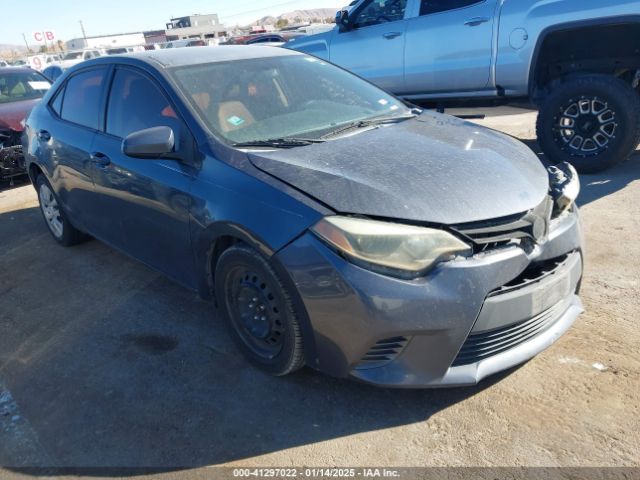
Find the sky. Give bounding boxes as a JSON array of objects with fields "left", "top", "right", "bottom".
[{"left": 1, "top": 0, "right": 344, "bottom": 46}]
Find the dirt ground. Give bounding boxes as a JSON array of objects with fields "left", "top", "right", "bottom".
[{"left": 0, "top": 107, "right": 638, "bottom": 476}]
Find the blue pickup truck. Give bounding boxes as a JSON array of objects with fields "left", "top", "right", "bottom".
[{"left": 289, "top": 0, "right": 640, "bottom": 173}]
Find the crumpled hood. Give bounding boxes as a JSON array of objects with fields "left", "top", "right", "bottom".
[
  {"left": 248, "top": 112, "right": 549, "bottom": 225},
  {"left": 0, "top": 98, "right": 40, "bottom": 132}
]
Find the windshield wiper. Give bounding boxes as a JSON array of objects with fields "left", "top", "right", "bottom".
[
  {"left": 232, "top": 137, "right": 325, "bottom": 149},
  {"left": 320, "top": 112, "right": 418, "bottom": 140}
]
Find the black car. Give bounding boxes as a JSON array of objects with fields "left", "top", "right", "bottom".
[{"left": 24, "top": 47, "right": 584, "bottom": 387}]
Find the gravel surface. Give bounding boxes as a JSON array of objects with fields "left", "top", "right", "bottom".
[{"left": 0, "top": 108, "right": 638, "bottom": 474}]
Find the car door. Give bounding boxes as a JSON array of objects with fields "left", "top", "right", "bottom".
[
  {"left": 90, "top": 66, "right": 197, "bottom": 287},
  {"left": 329, "top": 0, "right": 409, "bottom": 92},
  {"left": 403, "top": 0, "right": 498, "bottom": 94},
  {"left": 40, "top": 66, "right": 109, "bottom": 231}
]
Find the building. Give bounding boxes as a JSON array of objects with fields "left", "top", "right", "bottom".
[
  {"left": 165, "top": 14, "right": 227, "bottom": 41},
  {"left": 66, "top": 32, "right": 145, "bottom": 51},
  {"left": 143, "top": 30, "right": 167, "bottom": 45}
]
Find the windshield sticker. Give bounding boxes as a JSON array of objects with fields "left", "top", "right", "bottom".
[
  {"left": 28, "top": 81, "right": 51, "bottom": 90},
  {"left": 378, "top": 99, "right": 389, "bottom": 105},
  {"left": 227, "top": 116, "right": 245, "bottom": 126}
]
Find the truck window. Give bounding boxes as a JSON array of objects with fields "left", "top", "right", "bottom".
[
  {"left": 353, "top": 0, "right": 407, "bottom": 28},
  {"left": 420, "top": 0, "right": 484, "bottom": 16}
]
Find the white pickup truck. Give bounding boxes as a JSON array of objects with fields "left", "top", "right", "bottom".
[{"left": 288, "top": 0, "right": 640, "bottom": 172}]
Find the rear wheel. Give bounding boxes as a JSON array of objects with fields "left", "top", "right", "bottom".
[
  {"left": 214, "top": 244, "right": 305, "bottom": 376},
  {"left": 36, "top": 174, "right": 87, "bottom": 246},
  {"left": 536, "top": 74, "right": 640, "bottom": 173}
]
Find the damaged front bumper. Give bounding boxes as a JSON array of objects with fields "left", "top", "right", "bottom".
[
  {"left": 0, "top": 130, "right": 27, "bottom": 182},
  {"left": 276, "top": 207, "right": 584, "bottom": 388}
]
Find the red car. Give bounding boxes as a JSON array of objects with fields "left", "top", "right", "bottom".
[{"left": 0, "top": 68, "right": 51, "bottom": 183}]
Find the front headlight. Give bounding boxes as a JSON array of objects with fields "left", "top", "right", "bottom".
[
  {"left": 311, "top": 216, "right": 471, "bottom": 277},
  {"left": 548, "top": 162, "right": 580, "bottom": 215}
]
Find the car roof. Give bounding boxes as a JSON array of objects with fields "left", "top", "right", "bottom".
[
  {"left": 0, "top": 67, "right": 41, "bottom": 75},
  {"left": 103, "top": 45, "right": 302, "bottom": 69}
]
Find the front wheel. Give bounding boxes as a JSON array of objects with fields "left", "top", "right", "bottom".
[
  {"left": 36, "top": 174, "right": 87, "bottom": 246},
  {"left": 214, "top": 244, "right": 305, "bottom": 376},
  {"left": 536, "top": 74, "right": 640, "bottom": 173}
]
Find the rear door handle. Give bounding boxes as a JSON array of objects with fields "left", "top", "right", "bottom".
[
  {"left": 464, "top": 17, "right": 490, "bottom": 26},
  {"left": 382, "top": 31, "right": 403, "bottom": 39},
  {"left": 38, "top": 130, "right": 51, "bottom": 141},
  {"left": 90, "top": 152, "right": 111, "bottom": 167}
]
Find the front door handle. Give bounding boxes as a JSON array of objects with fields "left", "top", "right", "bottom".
[
  {"left": 90, "top": 152, "right": 111, "bottom": 167},
  {"left": 38, "top": 130, "right": 51, "bottom": 141},
  {"left": 382, "top": 31, "right": 403, "bottom": 39},
  {"left": 464, "top": 17, "right": 490, "bottom": 26}
]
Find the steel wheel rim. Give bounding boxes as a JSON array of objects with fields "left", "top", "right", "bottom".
[
  {"left": 554, "top": 96, "right": 618, "bottom": 156},
  {"left": 225, "top": 267, "right": 285, "bottom": 359},
  {"left": 39, "top": 184, "right": 63, "bottom": 238}
]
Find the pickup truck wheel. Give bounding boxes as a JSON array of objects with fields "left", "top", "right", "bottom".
[
  {"left": 536, "top": 74, "right": 640, "bottom": 173},
  {"left": 214, "top": 244, "right": 305, "bottom": 376},
  {"left": 36, "top": 174, "right": 87, "bottom": 246}
]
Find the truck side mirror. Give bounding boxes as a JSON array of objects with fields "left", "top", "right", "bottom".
[{"left": 336, "top": 10, "right": 352, "bottom": 31}]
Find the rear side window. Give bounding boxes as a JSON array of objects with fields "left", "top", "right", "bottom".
[
  {"left": 420, "top": 0, "right": 484, "bottom": 15},
  {"left": 50, "top": 86, "right": 64, "bottom": 116},
  {"left": 60, "top": 68, "right": 108, "bottom": 130},
  {"left": 106, "top": 68, "right": 178, "bottom": 139}
]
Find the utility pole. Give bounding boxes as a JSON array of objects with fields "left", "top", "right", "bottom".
[
  {"left": 22, "top": 33, "right": 30, "bottom": 53},
  {"left": 79, "top": 20, "right": 87, "bottom": 40}
]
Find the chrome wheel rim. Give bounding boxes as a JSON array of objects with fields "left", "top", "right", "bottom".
[
  {"left": 39, "top": 184, "right": 63, "bottom": 238},
  {"left": 554, "top": 96, "right": 618, "bottom": 156}
]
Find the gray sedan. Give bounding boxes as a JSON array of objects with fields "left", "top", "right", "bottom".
[{"left": 23, "top": 46, "right": 583, "bottom": 387}]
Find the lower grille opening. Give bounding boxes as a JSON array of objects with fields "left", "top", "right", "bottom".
[
  {"left": 356, "top": 336, "right": 409, "bottom": 370},
  {"left": 452, "top": 302, "right": 566, "bottom": 367}
]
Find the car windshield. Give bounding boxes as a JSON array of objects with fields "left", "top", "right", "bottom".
[
  {"left": 63, "top": 52, "right": 84, "bottom": 60},
  {"left": 170, "top": 55, "right": 411, "bottom": 145},
  {"left": 0, "top": 71, "right": 50, "bottom": 104}
]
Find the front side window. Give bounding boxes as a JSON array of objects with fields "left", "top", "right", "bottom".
[
  {"left": 420, "top": 0, "right": 484, "bottom": 16},
  {"left": 353, "top": 0, "right": 407, "bottom": 28},
  {"left": 59, "top": 67, "right": 107, "bottom": 129},
  {"left": 106, "top": 69, "right": 179, "bottom": 139},
  {"left": 0, "top": 71, "right": 51, "bottom": 104},
  {"left": 171, "top": 54, "right": 410, "bottom": 144}
]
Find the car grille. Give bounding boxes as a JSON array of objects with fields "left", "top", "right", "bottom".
[
  {"left": 355, "top": 336, "right": 410, "bottom": 370},
  {"left": 451, "top": 197, "right": 554, "bottom": 252},
  {"left": 498, "top": 254, "right": 571, "bottom": 293},
  {"left": 452, "top": 301, "right": 566, "bottom": 367}
]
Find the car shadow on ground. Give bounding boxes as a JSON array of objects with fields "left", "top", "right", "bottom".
[
  {"left": 520, "top": 140, "right": 640, "bottom": 207},
  {"left": 0, "top": 207, "right": 515, "bottom": 474},
  {"left": 0, "top": 176, "right": 30, "bottom": 193}
]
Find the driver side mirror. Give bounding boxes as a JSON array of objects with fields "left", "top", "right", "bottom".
[
  {"left": 122, "top": 126, "right": 175, "bottom": 159},
  {"left": 336, "top": 9, "right": 352, "bottom": 31}
]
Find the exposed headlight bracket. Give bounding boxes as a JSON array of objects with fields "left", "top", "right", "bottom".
[{"left": 548, "top": 162, "right": 580, "bottom": 216}]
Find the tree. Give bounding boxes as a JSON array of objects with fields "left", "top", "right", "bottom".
[{"left": 276, "top": 18, "right": 289, "bottom": 29}]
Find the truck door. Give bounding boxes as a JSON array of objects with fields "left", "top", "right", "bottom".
[
  {"left": 403, "top": 0, "right": 498, "bottom": 95},
  {"left": 329, "top": 0, "right": 409, "bottom": 93}
]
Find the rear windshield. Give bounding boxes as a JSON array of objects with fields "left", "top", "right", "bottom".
[
  {"left": 63, "top": 52, "right": 84, "bottom": 60},
  {"left": 170, "top": 55, "right": 408, "bottom": 144},
  {"left": 0, "top": 71, "right": 50, "bottom": 104}
]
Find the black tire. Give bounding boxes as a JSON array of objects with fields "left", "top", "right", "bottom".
[
  {"left": 536, "top": 74, "right": 640, "bottom": 173},
  {"left": 214, "top": 244, "right": 305, "bottom": 376},
  {"left": 36, "top": 174, "right": 87, "bottom": 246}
]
